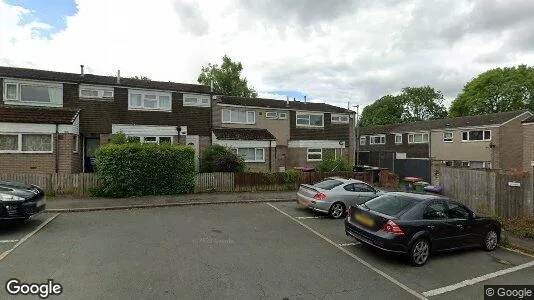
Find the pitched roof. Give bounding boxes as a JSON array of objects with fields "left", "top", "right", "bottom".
[
  {"left": 360, "top": 110, "right": 532, "bottom": 134},
  {"left": 0, "top": 66, "right": 211, "bottom": 94},
  {"left": 212, "top": 128, "right": 276, "bottom": 141},
  {"left": 217, "top": 95, "right": 352, "bottom": 114},
  {"left": 522, "top": 115, "right": 534, "bottom": 123},
  {"left": 0, "top": 106, "right": 80, "bottom": 124}
]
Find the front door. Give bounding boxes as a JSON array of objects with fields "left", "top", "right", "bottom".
[
  {"left": 84, "top": 138, "right": 100, "bottom": 172},
  {"left": 186, "top": 135, "right": 200, "bottom": 171}
]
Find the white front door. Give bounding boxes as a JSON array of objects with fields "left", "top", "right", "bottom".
[{"left": 186, "top": 135, "right": 200, "bottom": 171}]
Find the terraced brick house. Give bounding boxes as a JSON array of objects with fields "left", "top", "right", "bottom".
[
  {"left": 0, "top": 66, "right": 212, "bottom": 173},
  {"left": 212, "top": 96, "right": 356, "bottom": 172}
]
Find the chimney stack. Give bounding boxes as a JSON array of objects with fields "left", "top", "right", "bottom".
[
  {"left": 304, "top": 95, "right": 307, "bottom": 103},
  {"left": 293, "top": 97, "right": 296, "bottom": 102},
  {"left": 117, "top": 70, "right": 121, "bottom": 84},
  {"left": 80, "top": 65, "right": 84, "bottom": 78},
  {"left": 286, "top": 96, "right": 289, "bottom": 105}
]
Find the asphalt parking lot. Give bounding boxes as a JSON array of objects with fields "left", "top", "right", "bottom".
[{"left": 0, "top": 202, "right": 533, "bottom": 299}]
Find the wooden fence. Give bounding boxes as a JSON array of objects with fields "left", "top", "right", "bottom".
[
  {"left": 439, "top": 166, "right": 534, "bottom": 218},
  {"left": 1, "top": 171, "right": 374, "bottom": 195}
]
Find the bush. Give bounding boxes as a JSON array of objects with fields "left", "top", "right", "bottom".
[
  {"left": 200, "top": 144, "right": 245, "bottom": 173},
  {"left": 498, "top": 216, "right": 534, "bottom": 239},
  {"left": 316, "top": 151, "right": 352, "bottom": 172},
  {"left": 283, "top": 169, "right": 300, "bottom": 184},
  {"left": 109, "top": 131, "right": 128, "bottom": 144},
  {"left": 94, "top": 143, "right": 195, "bottom": 197},
  {"left": 260, "top": 171, "right": 276, "bottom": 184},
  {"left": 213, "top": 153, "right": 245, "bottom": 172}
]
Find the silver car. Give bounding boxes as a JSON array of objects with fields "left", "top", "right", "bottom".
[{"left": 296, "top": 177, "right": 385, "bottom": 219}]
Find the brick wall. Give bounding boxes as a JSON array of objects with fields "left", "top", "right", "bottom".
[{"left": 523, "top": 123, "right": 534, "bottom": 171}]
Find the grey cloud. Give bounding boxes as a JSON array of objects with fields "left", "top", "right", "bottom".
[{"left": 173, "top": 0, "right": 209, "bottom": 36}]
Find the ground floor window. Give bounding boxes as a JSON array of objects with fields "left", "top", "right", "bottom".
[
  {"left": 126, "top": 136, "right": 173, "bottom": 145},
  {"left": 0, "top": 133, "right": 53, "bottom": 153},
  {"left": 307, "top": 148, "right": 322, "bottom": 161},
  {"left": 469, "top": 161, "right": 492, "bottom": 169},
  {"left": 232, "top": 148, "right": 264, "bottom": 162}
]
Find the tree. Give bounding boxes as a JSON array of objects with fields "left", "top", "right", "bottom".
[
  {"left": 200, "top": 144, "right": 245, "bottom": 173},
  {"left": 359, "top": 86, "right": 447, "bottom": 127},
  {"left": 449, "top": 65, "right": 534, "bottom": 117},
  {"left": 197, "top": 55, "right": 258, "bottom": 98}
]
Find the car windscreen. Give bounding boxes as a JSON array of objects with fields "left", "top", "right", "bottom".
[
  {"left": 313, "top": 179, "right": 344, "bottom": 190},
  {"left": 363, "top": 194, "right": 418, "bottom": 217}
]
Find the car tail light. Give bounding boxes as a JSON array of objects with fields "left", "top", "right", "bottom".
[
  {"left": 380, "top": 220, "right": 404, "bottom": 235},
  {"left": 313, "top": 192, "right": 327, "bottom": 200},
  {"left": 347, "top": 206, "right": 353, "bottom": 220}
]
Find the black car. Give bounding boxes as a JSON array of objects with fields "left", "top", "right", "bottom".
[
  {"left": 345, "top": 192, "right": 501, "bottom": 266},
  {"left": 0, "top": 181, "right": 46, "bottom": 220}
]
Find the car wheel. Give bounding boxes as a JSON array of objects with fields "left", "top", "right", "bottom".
[
  {"left": 328, "top": 202, "right": 345, "bottom": 219},
  {"left": 410, "top": 239, "right": 430, "bottom": 267},
  {"left": 482, "top": 229, "right": 499, "bottom": 251}
]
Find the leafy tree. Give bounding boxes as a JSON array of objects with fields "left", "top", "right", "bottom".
[
  {"left": 198, "top": 55, "right": 258, "bottom": 98},
  {"left": 316, "top": 151, "right": 353, "bottom": 172},
  {"left": 213, "top": 154, "right": 245, "bottom": 172},
  {"left": 450, "top": 65, "right": 534, "bottom": 117},
  {"left": 200, "top": 144, "right": 245, "bottom": 172},
  {"left": 359, "top": 86, "right": 446, "bottom": 127}
]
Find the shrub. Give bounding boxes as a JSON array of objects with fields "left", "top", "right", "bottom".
[
  {"left": 212, "top": 153, "right": 245, "bottom": 172},
  {"left": 316, "top": 151, "right": 352, "bottom": 172},
  {"left": 109, "top": 131, "right": 128, "bottom": 144},
  {"left": 94, "top": 143, "right": 195, "bottom": 197},
  {"left": 200, "top": 144, "right": 245, "bottom": 173},
  {"left": 283, "top": 169, "right": 300, "bottom": 184},
  {"left": 260, "top": 171, "right": 276, "bottom": 184}
]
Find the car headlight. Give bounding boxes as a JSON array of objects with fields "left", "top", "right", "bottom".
[{"left": 0, "top": 193, "right": 25, "bottom": 201}]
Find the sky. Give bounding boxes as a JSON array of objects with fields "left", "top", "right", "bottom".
[{"left": 1, "top": 0, "right": 533, "bottom": 111}]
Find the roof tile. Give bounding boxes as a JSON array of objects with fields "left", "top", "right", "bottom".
[
  {"left": 212, "top": 128, "right": 276, "bottom": 141},
  {"left": 0, "top": 106, "right": 79, "bottom": 124}
]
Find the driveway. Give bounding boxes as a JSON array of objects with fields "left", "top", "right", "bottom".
[{"left": 0, "top": 202, "right": 532, "bottom": 299}]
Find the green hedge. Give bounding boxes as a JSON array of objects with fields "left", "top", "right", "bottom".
[{"left": 94, "top": 143, "right": 195, "bottom": 197}]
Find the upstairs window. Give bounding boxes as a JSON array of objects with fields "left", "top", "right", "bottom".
[
  {"left": 395, "top": 134, "right": 403, "bottom": 144},
  {"left": 79, "top": 85, "right": 114, "bottom": 100},
  {"left": 296, "top": 112, "right": 324, "bottom": 127},
  {"left": 183, "top": 93, "right": 210, "bottom": 107},
  {"left": 408, "top": 133, "right": 429, "bottom": 144},
  {"left": 222, "top": 108, "right": 255, "bottom": 124},
  {"left": 331, "top": 114, "right": 349, "bottom": 124},
  {"left": 265, "top": 112, "right": 279, "bottom": 119},
  {"left": 3, "top": 80, "right": 63, "bottom": 107},
  {"left": 278, "top": 112, "right": 288, "bottom": 119},
  {"left": 360, "top": 136, "right": 366, "bottom": 145},
  {"left": 128, "top": 90, "right": 172, "bottom": 112},
  {"left": 462, "top": 130, "right": 491, "bottom": 141},
  {"left": 443, "top": 132, "right": 453, "bottom": 142},
  {"left": 369, "top": 135, "right": 385, "bottom": 145}
]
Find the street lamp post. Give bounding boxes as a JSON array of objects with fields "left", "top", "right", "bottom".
[{"left": 353, "top": 105, "right": 360, "bottom": 166}]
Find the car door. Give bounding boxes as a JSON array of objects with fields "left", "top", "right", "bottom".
[
  {"left": 342, "top": 183, "right": 361, "bottom": 206},
  {"left": 353, "top": 183, "right": 377, "bottom": 204},
  {"left": 445, "top": 201, "right": 479, "bottom": 247},
  {"left": 422, "top": 200, "right": 458, "bottom": 250}
]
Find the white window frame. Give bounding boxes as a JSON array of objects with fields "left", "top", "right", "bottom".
[
  {"left": 183, "top": 93, "right": 210, "bottom": 107},
  {"left": 443, "top": 132, "right": 453, "bottom": 143},
  {"left": 278, "top": 112, "right": 288, "bottom": 120},
  {"left": 360, "top": 136, "right": 366, "bottom": 146},
  {"left": 408, "top": 132, "right": 429, "bottom": 144},
  {"left": 369, "top": 135, "right": 386, "bottom": 145},
  {"left": 233, "top": 147, "right": 265, "bottom": 162},
  {"left": 3, "top": 79, "right": 63, "bottom": 107},
  {"left": 0, "top": 133, "right": 54, "bottom": 154},
  {"left": 221, "top": 108, "right": 256, "bottom": 124},
  {"left": 394, "top": 134, "right": 402, "bottom": 144},
  {"left": 128, "top": 89, "right": 172, "bottom": 112},
  {"left": 79, "top": 85, "right": 114, "bottom": 100},
  {"left": 483, "top": 162, "right": 492, "bottom": 169},
  {"left": 73, "top": 135, "right": 79, "bottom": 153},
  {"left": 126, "top": 135, "right": 173, "bottom": 144},
  {"left": 265, "top": 112, "right": 278, "bottom": 119},
  {"left": 296, "top": 112, "right": 324, "bottom": 128},
  {"left": 461, "top": 130, "right": 491, "bottom": 142},
  {"left": 307, "top": 148, "right": 323, "bottom": 161},
  {"left": 331, "top": 114, "right": 350, "bottom": 124}
]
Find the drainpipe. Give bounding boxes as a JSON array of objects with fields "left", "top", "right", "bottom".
[
  {"left": 268, "top": 140, "right": 272, "bottom": 172},
  {"left": 55, "top": 124, "right": 59, "bottom": 173}
]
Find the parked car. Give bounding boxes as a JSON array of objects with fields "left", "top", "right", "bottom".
[
  {"left": 344, "top": 192, "right": 501, "bottom": 266},
  {"left": 296, "top": 177, "right": 385, "bottom": 219},
  {"left": 0, "top": 181, "right": 46, "bottom": 220}
]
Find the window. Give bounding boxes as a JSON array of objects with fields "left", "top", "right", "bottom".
[
  {"left": 128, "top": 90, "right": 172, "bottom": 111},
  {"left": 79, "top": 85, "right": 114, "bottom": 99},
  {"left": 443, "top": 132, "right": 453, "bottom": 142},
  {"left": 469, "top": 161, "right": 484, "bottom": 169},
  {"left": 408, "top": 133, "right": 429, "bottom": 144},
  {"left": 331, "top": 114, "right": 349, "bottom": 124},
  {"left": 0, "top": 134, "right": 18, "bottom": 151},
  {"left": 159, "top": 137, "right": 172, "bottom": 144},
  {"left": 222, "top": 108, "right": 255, "bottom": 124},
  {"left": 278, "top": 112, "right": 288, "bottom": 119},
  {"left": 484, "top": 162, "right": 492, "bottom": 169},
  {"left": 183, "top": 93, "right": 210, "bottom": 107},
  {"left": 307, "top": 148, "right": 322, "bottom": 161},
  {"left": 446, "top": 202, "right": 470, "bottom": 219},
  {"left": 0, "top": 134, "right": 53, "bottom": 153},
  {"left": 462, "top": 130, "right": 491, "bottom": 141},
  {"left": 126, "top": 136, "right": 172, "bottom": 144},
  {"left": 360, "top": 136, "right": 366, "bottom": 145},
  {"left": 353, "top": 183, "right": 376, "bottom": 193},
  {"left": 232, "top": 148, "right": 264, "bottom": 162},
  {"left": 364, "top": 194, "right": 418, "bottom": 217},
  {"left": 4, "top": 80, "right": 62, "bottom": 106},
  {"left": 395, "top": 134, "right": 402, "bottom": 144},
  {"left": 296, "top": 112, "right": 324, "bottom": 127},
  {"left": 73, "top": 135, "right": 79, "bottom": 153},
  {"left": 313, "top": 179, "right": 343, "bottom": 190},
  {"left": 423, "top": 202, "right": 448, "bottom": 220},
  {"left": 369, "top": 135, "right": 385, "bottom": 145},
  {"left": 265, "top": 112, "right": 278, "bottom": 119},
  {"left": 461, "top": 161, "right": 469, "bottom": 167}
]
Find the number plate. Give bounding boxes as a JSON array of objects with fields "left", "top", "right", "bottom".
[{"left": 354, "top": 213, "right": 374, "bottom": 227}]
